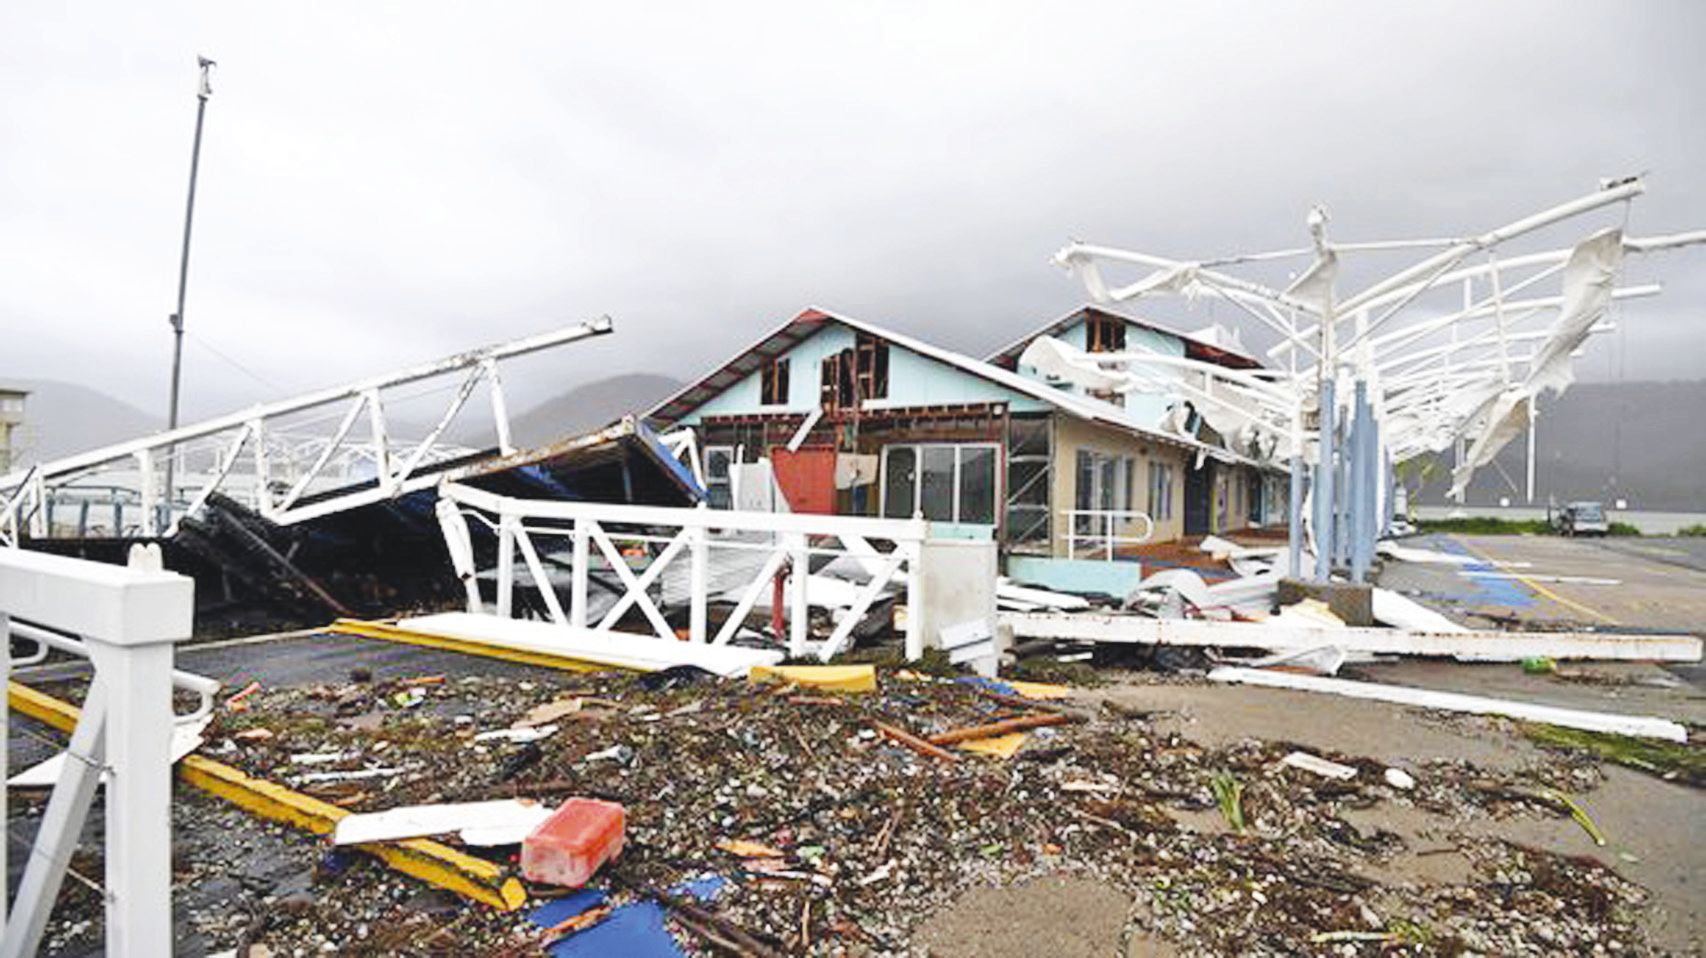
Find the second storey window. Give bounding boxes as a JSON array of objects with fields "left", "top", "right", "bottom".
[
  {"left": 855, "top": 333, "right": 889, "bottom": 400},
  {"left": 1086, "top": 313, "right": 1126, "bottom": 353},
  {"left": 760, "top": 357, "right": 790, "bottom": 406}
]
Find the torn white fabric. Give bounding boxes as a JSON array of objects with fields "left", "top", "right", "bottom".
[{"left": 333, "top": 798, "right": 555, "bottom": 847}]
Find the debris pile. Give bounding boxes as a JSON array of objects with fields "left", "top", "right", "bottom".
[{"left": 127, "top": 662, "right": 1666, "bottom": 955}]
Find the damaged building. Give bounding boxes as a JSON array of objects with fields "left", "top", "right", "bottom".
[{"left": 646, "top": 306, "right": 1287, "bottom": 576}]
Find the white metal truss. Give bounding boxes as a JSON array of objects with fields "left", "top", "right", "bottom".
[
  {"left": 0, "top": 318, "right": 613, "bottom": 546},
  {"left": 436, "top": 482, "right": 930, "bottom": 662},
  {"left": 1051, "top": 178, "right": 1706, "bottom": 496}
]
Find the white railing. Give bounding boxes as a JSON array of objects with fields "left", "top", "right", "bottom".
[
  {"left": 1061, "top": 508, "right": 1154, "bottom": 560},
  {"left": 436, "top": 482, "right": 931, "bottom": 661},
  {"left": 0, "top": 545, "right": 196, "bottom": 957},
  {"left": 0, "top": 318, "right": 613, "bottom": 546}
]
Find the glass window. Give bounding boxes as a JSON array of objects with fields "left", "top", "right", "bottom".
[
  {"left": 705, "top": 446, "right": 734, "bottom": 509},
  {"left": 920, "top": 446, "right": 957, "bottom": 522},
  {"left": 706, "top": 447, "right": 732, "bottom": 481},
  {"left": 1008, "top": 417, "right": 1050, "bottom": 457},
  {"left": 1074, "top": 450, "right": 1095, "bottom": 535},
  {"left": 1006, "top": 506, "right": 1049, "bottom": 544},
  {"left": 886, "top": 443, "right": 999, "bottom": 525},
  {"left": 959, "top": 446, "right": 996, "bottom": 524},
  {"left": 883, "top": 447, "right": 916, "bottom": 519},
  {"left": 1007, "top": 460, "right": 1049, "bottom": 506},
  {"left": 1148, "top": 461, "right": 1174, "bottom": 521}
]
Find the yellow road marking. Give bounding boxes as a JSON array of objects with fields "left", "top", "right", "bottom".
[
  {"left": 1458, "top": 539, "right": 1619, "bottom": 626},
  {"left": 327, "top": 618, "right": 616, "bottom": 673},
  {"left": 8, "top": 680, "right": 527, "bottom": 911}
]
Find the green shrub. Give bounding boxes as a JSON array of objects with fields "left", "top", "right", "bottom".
[
  {"left": 1607, "top": 521, "right": 1642, "bottom": 537},
  {"left": 1677, "top": 523, "right": 1706, "bottom": 537},
  {"left": 1413, "top": 517, "right": 1552, "bottom": 535}
]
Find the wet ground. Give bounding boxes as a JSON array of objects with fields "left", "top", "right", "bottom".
[
  {"left": 1378, "top": 532, "right": 1706, "bottom": 634},
  {"left": 7, "top": 531, "right": 1703, "bottom": 956}
]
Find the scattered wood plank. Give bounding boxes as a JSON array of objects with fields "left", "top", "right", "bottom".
[
  {"left": 926, "top": 713, "right": 1074, "bottom": 746},
  {"left": 871, "top": 722, "right": 959, "bottom": 762}
]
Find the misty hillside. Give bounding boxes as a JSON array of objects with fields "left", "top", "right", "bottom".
[
  {"left": 1408, "top": 381, "right": 1706, "bottom": 512},
  {"left": 1, "top": 373, "right": 688, "bottom": 469},
  {"left": 9, "top": 372, "right": 1700, "bottom": 512},
  {"left": 3, "top": 378, "right": 164, "bottom": 466},
  {"left": 507, "top": 373, "right": 685, "bottom": 447}
]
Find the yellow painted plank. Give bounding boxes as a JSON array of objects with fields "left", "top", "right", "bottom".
[
  {"left": 326, "top": 618, "right": 613, "bottom": 674},
  {"left": 1003, "top": 680, "right": 1074, "bottom": 700},
  {"left": 956, "top": 732, "right": 1028, "bottom": 759},
  {"left": 749, "top": 664, "right": 877, "bottom": 693},
  {"left": 8, "top": 681, "right": 527, "bottom": 912}
]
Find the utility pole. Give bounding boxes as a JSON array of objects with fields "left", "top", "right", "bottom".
[{"left": 163, "top": 56, "right": 215, "bottom": 524}]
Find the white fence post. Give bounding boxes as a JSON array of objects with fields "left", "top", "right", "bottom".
[
  {"left": 495, "top": 514, "right": 516, "bottom": 618},
  {"left": 0, "top": 548, "right": 193, "bottom": 958},
  {"left": 90, "top": 638, "right": 174, "bottom": 956},
  {"left": 0, "top": 609, "right": 8, "bottom": 930},
  {"left": 437, "top": 484, "right": 940, "bottom": 664},
  {"left": 688, "top": 514, "right": 708, "bottom": 643},
  {"left": 904, "top": 517, "right": 928, "bottom": 661},
  {"left": 788, "top": 533, "right": 809, "bottom": 657},
  {"left": 569, "top": 517, "right": 589, "bottom": 629}
]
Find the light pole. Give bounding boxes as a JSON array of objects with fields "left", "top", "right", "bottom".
[{"left": 163, "top": 55, "right": 215, "bottom": 528}]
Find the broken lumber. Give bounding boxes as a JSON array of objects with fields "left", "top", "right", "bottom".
[
  {"left": 1001, "top": 611, "right": 1703, "bottom": 662},
  {"left": 1207, "top": 667, "right": 1688, "bottom": 742},
  {"left": 926, "top": 713, "right": 1074, "bottom": 746},
  {"left": 872, "top": 722, "right": 959, "bottom": 762}
]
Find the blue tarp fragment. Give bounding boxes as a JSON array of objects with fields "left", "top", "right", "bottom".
[{"left": 528, "top": 874, "right": 727, "bottom": 957}]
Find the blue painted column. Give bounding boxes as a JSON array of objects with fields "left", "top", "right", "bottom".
[
  {"left": 1312, "top": 378, "right": 1336, "bottom": 581},
  {"left": 1349, "top": 380, "right": 1372, "bottom": 582},
  {"left": 1336, "top": 407, "right": 1353, "bottom": 570}
]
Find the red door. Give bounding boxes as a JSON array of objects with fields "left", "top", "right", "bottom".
[{"left": 770, "top": 447, "right": 838, "bottom": 514}]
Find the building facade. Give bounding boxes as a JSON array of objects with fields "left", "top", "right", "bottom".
[
  {"left": 647, "top": 306, "right": 1284, "bottom": 559},
  {"left": 0, "top": 387, "right": 25, "bottom": 474}
]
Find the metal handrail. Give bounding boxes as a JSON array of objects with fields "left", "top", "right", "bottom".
[
  {"left": 1060, "top": 508, "right": 1154, "bottom": 560},
  {"left": 8, "top": 619, "right": 220, "bottom": 725}
]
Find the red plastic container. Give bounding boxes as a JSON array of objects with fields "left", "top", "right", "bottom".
[{"left": 521, "top": 798, "right": 626, "bottom": 887}]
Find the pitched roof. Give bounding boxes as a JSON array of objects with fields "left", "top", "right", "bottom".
[
  {"left": 646, "top": 306, "right": 1269, "bottom": 468},
  {"left": 985, "top": 303, "right": 1264, "bottom": 371}
]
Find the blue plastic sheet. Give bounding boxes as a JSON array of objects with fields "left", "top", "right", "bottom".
[{"left": 529, "top": 874, "right": 727, "bottom": 957}]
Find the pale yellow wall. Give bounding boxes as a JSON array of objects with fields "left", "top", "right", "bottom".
[{"left": 1049, "top": 415, "right": 1189, "bottom": 554}]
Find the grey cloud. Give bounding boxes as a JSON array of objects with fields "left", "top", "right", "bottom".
[{"left": 2, "top": 1, "right": 1702, "bottom": 424}]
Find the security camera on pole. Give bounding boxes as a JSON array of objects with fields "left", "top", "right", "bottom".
[{"left": 163, "top": 56, "right": 215, "bottom": 530}]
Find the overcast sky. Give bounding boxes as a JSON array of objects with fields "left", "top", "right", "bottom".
[{"left": 3, "top": 1, "right": 1703, "bottom": 422}]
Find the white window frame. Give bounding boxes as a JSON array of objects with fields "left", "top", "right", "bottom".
[{"left": 879, "top": 442, "right": 1001, "bottom": 525}]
